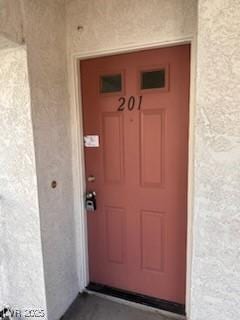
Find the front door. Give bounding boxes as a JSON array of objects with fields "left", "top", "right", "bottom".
[{"left": 81, "top": 45, "right": 190, "bottom": 304}]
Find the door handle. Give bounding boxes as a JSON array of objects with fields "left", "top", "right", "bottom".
[{"left": 86, "top": 191, "right": 97, "bottom": 212}]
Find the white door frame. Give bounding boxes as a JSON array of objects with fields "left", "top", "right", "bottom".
[{"left": 69, "top": 36, "right": 196, "bottom": 318}]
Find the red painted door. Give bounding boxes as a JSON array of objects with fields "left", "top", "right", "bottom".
[{"left": 81, "top": 45, "right": 190, "bottom": 304}]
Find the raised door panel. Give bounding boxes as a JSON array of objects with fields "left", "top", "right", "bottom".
[{"left": 140, "top": 110, "right": 165, "bottom": 188}]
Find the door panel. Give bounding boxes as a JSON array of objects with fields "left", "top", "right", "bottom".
[
  {"left": 141, "top": 210, "right": 165, "bottom": 272},
  {"left": 102, "top": 113, "right": 124, "bottom": 184},
  {"left": 140, "top": 110, "right": 165, "bottom": 188},
  {"left": 106, "top": 206, "right": 126, "bottom": 264},
  {"left": 81, "top": 45, "right": 190, "bottom": 304}
]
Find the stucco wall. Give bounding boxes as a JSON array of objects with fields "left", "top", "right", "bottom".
[
  {"left": 0, "top": 35, "right": 18, "bottom": 50},
  {"left": 66, "top": 0, "right": 197, "bottom": 54},
  {"left": 0, "top": 0, "right": 24, "bottom": 47},
  {"left": 191, "top": 1, "right": 240, "bottom": 319},
  {"left": 0, "top": 47, "right": 47, "bottom": 315},
  {"left": 22, "top": 1, "right": 79, "bottom": 319}
]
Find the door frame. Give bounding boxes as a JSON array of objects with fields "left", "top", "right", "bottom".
[{"left": 69, "top": 36, "right": 196, "bottom": 318}]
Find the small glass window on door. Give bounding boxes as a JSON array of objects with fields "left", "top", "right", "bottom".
[
  {"left": 100, "top": 74, "right": 122, "bottom": 93},
  {"left": 141, "top": 69, "right": 166, "bottom": 90}
]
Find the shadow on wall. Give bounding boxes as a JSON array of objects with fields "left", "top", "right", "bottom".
[{"left": 0, "top": 0, "right": 24, "bottom": 47}]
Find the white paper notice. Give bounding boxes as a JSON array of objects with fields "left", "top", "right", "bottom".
[{"left": 84, "top": 135, "right": 100, "bottom": 147}]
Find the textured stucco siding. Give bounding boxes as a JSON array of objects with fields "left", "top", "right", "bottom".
[
  {"left": 22, "top": 1, "right": 79, "bottom": 319},
  {"left": 0, "top": 0, "right": 24, "bottom": 48},
  {"left": 66, "top": 0, "right": 197, "bottom": 54},
  {"left": 191, "top": 1, "right": 240, "bottom": 319},
  {"left": 0, "top": 35, "right": 18, "bottom": 50},
  {"left": 0, "top": 47, "right": 47, "bottom": 314}
]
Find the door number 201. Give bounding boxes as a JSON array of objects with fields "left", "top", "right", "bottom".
[{"left": 117, "top": 96, "right": 143, "bottom": 112}]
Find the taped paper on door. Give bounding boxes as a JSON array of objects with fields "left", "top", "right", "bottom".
[{"left": 84, "top": 135, "right": 100, "bottom": 147}]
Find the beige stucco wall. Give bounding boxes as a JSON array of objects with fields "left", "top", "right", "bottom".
[
  {"left": 0, "top": 0, "right": 24, "bottom": 48},
  {"left": 0, "top": 1, "right": 79, "bottom": 318},
  {"left": 66, "top": 0, "right": 197, "bottom": 55},
  {"left": 0, "top": 35, "right": 17, "bottom": 50},
  {"left": 0, "top": 46, "right": 47, "bottom": 315},
  {"left": 22, "top": 1, "right": 79, "bottom": 319},
  {"left": 191, "top": 1, "right": 240, "bottom": 319}
]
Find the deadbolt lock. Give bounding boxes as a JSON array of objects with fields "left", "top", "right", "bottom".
[{"left": 85, "top": 191, "right": 97, "bottom": 212}]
